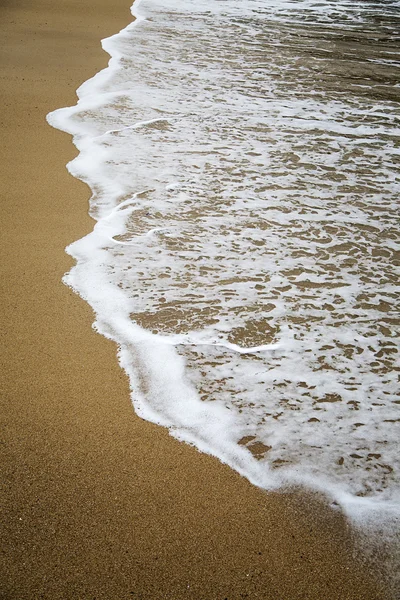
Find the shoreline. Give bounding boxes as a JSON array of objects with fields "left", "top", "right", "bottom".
[{"left": 0, "top": 1, "right": 392, "bottom": 598}]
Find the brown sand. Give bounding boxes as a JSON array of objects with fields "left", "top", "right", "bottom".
[{"left": 0, "top": 1, "right": 392, "bottom": 598}]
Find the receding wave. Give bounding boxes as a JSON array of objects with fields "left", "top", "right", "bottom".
[{"left": 48, "top": 0, "right": 400, "bottom": 531}]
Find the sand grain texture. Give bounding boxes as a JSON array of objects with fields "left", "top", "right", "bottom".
[{"left": 0, "top": 1, "right": 392, "bottom": 598}]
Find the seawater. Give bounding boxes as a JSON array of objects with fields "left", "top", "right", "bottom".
[{"left": 48, "top": 0, "right": 400, "bottom": 530}]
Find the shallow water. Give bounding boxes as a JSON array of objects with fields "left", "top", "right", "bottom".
[{"left": 49, "top": 0, "right": 400, "bottom": 525}]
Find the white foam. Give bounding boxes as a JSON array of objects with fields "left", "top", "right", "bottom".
[{"left": 48, "top": 0, "right": 400, "bottom": 539}]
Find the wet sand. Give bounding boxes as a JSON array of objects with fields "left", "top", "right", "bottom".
[{"left": 0, "top": 0, "right": 392, "bottom": 598}]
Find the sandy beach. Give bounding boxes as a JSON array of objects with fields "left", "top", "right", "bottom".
[{"left": 0, "top": 0, "right": 393, "bottom": 598}]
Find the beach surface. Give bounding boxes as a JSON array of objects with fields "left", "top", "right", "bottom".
[{"left": 0, "top": 0, "right": 392, "bottom": 598}]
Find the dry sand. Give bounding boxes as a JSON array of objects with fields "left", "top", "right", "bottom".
[{"left": 0, "top": 0, "right": 392, "bottom": 598}]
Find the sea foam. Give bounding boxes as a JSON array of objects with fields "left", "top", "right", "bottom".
[{"left": 48, "top": 0, "right": 400, "bottom": 534}]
